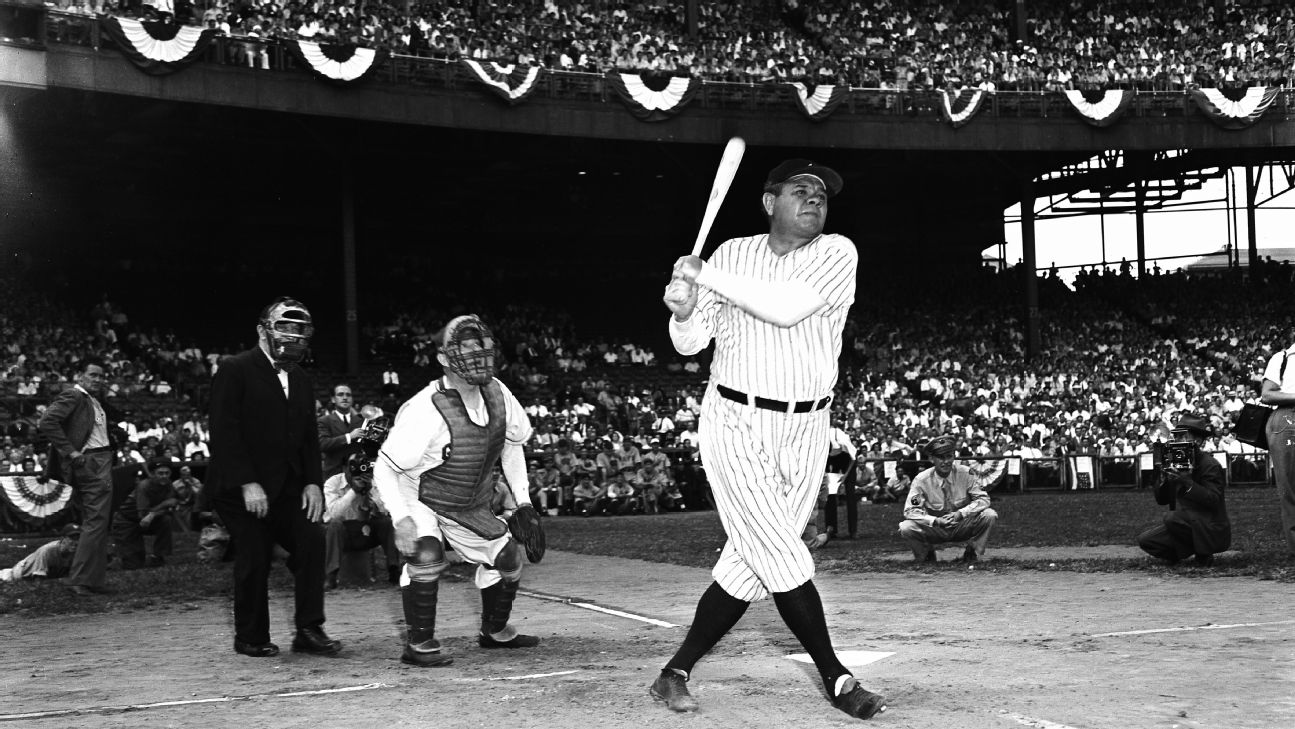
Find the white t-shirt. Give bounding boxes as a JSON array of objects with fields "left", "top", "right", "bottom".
[{"left": 1262, "top": 346, "right": 1295, "bottom": 392}]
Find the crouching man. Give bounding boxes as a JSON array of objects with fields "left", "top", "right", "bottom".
[
  {"left": 1137, "top": 413, "right": 1229, "bottom": 567},
  {"left": 373, "top": 315, "right": 545, "bottom": 667},
  {"left": 897, "top": 436, "right": 998, "bottom": 562},
  {"left": 323, "top": 452, "right": 400, "bottom": 588}
]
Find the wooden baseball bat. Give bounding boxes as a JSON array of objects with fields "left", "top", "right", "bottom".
[{"left": 691, "top": 136, "right": 746, "bottom": 258}]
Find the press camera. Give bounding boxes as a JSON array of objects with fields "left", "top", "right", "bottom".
[{"left": 1152, "top": 428, "right": 1198, "bottom": 473}]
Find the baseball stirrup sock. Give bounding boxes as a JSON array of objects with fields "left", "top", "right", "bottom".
[
  {"left": 772, "top": 580, "right": 849, "bottom": 695},
  {"left": 480, "top": 579, "right": 521, "bottom": 638},
  {"left": 666, "top": 581, "right": 749, "bottom": 674}
]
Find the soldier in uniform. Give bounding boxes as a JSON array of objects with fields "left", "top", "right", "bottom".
[{"left": 373, "top": 315, "right": 544, "bottom": 667}]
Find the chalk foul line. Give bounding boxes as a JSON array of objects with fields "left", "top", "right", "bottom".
[
  {"left": 1006, "top": 713, "right": 1085, "bottom": 729},
  {"left": 1089, "top": 618, "right": 1295, "bottom": 638},
  {"left": 0, "top": 683, "right": 392, "bottom": 722}
]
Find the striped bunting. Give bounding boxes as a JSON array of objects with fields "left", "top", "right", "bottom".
[
  {"left": 604, "top": 71, "right": 700, "bottom": 122},
  {"left": 462, "top": 60, "right": 542, "bottom": 104},
  {"left": 98, "top": 15, "right": 217, "bottom": 75},
  {"left": 1063, "top": 89, "right": 1133, "bottom": 127},
  {"left": 937, "top": 88, "right": 987, "bottom": 128},
  {"left": 0, "top": 475, "right": 73, "bottom": 525},
  {"left": 290, "top": 41, "right": 387, "bottom": 83},
  {"left": 1190, "top": 86, "right": 1279, "bottom": 129},
  {"left": 787, "top": 82, "right": 848, "bottom": 121},
  {"left": 965, "top": 458, "right": 1008, "bottom": 491}
]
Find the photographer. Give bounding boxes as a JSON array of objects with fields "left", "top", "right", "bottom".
[
  {"left": 323, "top": 451, "right": 399, "bottom": 588},
  {"left": 1137, "top": 414, "right": 1230, "bottom": 567}
]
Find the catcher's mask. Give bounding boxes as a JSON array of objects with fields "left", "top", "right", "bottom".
[
  {"left": 345, "top": 452, "right": 376, "bottom": 490},
  {"left": 259, "top": 297, "right": 313, "bottom": 367},
  {"left": 441, "top": 314, "right": 496, "bottom": 386}
]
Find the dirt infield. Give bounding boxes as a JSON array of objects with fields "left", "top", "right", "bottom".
[{"left": 2, "top": 549, "right": 1291, "bottom": 729}]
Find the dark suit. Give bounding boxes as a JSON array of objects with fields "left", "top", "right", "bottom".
[
  {"left": 37, "top": 385, "right": 116, "bottom": 589},
  {"left": 209, "top": 347, "right": 327, "bottom": 646},
  {"left": 318, "top": 410, "right": 362, "bottom": 480},
  {"left": 1138, "top": 449, "right": 1230, "bottom": 562}
]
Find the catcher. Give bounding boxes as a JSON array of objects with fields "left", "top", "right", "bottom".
[{"left": 373, "top": 315, "right": 545, "bottom": 667}]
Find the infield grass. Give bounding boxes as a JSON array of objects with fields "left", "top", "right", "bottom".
[{"left": 2, "top": 487, "right": 1290, "bottom": 616}]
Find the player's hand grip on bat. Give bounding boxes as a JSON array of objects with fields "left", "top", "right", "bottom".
[
  {"left": 507, "top": 504, "right": 546, "bottom": 563},
  {"left": 663, "top": 271, "right": 698, "bottom": 321},
  {"left": 672, "top": 255, "right": 703, "bottom": 282}
]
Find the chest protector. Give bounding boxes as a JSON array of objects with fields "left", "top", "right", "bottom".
[{"left": 418, "top": 381, "right": 508, "bottom": 539}]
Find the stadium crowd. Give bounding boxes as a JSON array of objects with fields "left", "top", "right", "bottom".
[
  {"left": 2, "top": 254, "right": 1288, "bottom": 508},
  {"left": 41, "top": 0, "right": 1295, "bottom": 90}
]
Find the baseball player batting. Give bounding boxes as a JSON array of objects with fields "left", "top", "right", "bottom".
[{"left": 654, "top": 159, "right": 887, "bottom": 719}]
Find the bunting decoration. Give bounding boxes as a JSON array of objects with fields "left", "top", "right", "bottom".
[
  {"left": 604, "top": 71, "right": 700, "bottom": 122},
  {"left": 289, "top": 40, "right": 387, "bottom": 83},
  {"left": 1063, "top": 88, "right": 1133, "bottom": 127},
  {"left": 461, "top": 60, "right": 542, "bottom": 105},
  {"left": 937, "top": 88, "right": 987, "bottom": 128},
  {"left": 965, "top": 458, "right": 1008, "bottom": 492},
  {"left": 98, "top": 14, "right": 217, "bottom": 75},
  {"left": 786, "top": 82, "right": 848, "bottom": 121},
  {"left": 0, "top": 475, "right": 74, "bottom": 528},
  {"left": 1190, "top": 86, "right": 1279, "bottom": 129}
]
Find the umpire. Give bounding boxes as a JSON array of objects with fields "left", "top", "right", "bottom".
[{"left": 208, "top": 297, "right": 339, "bottom": 658}]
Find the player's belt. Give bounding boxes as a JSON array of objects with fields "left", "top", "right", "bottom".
[{"left": 716, "top": 384, "right": 830, "bottom": 414}]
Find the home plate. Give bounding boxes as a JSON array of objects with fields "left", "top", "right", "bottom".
[{"left": 787, "top": 650, "right": 894, "bottom": 666}]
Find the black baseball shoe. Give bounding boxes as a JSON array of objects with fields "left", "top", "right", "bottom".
[
  {"left": 960, "top": 546, "right": 978, "bottom": 563},
  {"left": 234, "top": 640, "right": 280, "bottom": 658},
  {"left": 291, "top": 627, "right": 341, "bottom": 655},
  {"left": 833, "top": 676, "right": 887, "bottom": 719},
  {"left": 651, "top": 669, "right": 699, "bottom": 712},
  {"left": 401, "top": 639, "right": 453, "bottom": 667}
]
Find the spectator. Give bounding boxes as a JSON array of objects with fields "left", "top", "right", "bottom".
[
  {"left": 0, "top": 524, "right": 81, "bottom": 582},
  {"left": 897, "top": 436, "right": 998, "bottom": 563},
  {"left": 183, "top": 429, "right": 211, "bottom": 458},
  {"left": 171, "top": 464, "right": 203, "bottom": 532},
  {"left": 381, "top": 363, "right": 400, "bottom": 402},
  {"left": 571, "top": 473, "right": 605, "bottom": 516},
  {"left": 604, "top": 467, "right": 638, "bottom": 515},
  {"left": 633, "top": 458, "right": 676, "bottom": 513},
  {"left": 1260, "top": 336, "right": 1295, "bottom": 556},
  {"left": 36, "top": 356, "right": 118, "bottom": 597},
  {"left": 112, "top": 459, "right": 179, "bottom": 569},
  {"left": 318, "top": 383, "right": 366, "bottom": 480}
]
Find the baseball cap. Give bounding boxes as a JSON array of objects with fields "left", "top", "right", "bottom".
[
  {"left": 765, "top": 159, "right": 843, "bottom": 197},
  {"left": 926, "top": 436, "right": 956, "bottom": 457},
  {"left": 1175, "top": 413, "right": 1213, "bottom": 438},
  {"left": 60, "top": 523, "right": 82, "bottom": 539}
]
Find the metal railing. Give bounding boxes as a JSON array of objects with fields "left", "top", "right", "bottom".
[{"left": 863, "top": 451, "right": 1273, "bottom": 492}]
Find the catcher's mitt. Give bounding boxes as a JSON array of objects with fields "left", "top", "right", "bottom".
[{"left": 507, "top": 504, "right": 546, "bottom": 563}]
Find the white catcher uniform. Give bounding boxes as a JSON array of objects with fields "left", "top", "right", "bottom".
[
  {"left": 373, "top": 377, "right": 533, "bottom": 589},
  {"left": 670, "top": 232, "right": 857, "bottom": 601}
]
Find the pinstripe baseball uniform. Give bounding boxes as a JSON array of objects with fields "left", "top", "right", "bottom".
[{"left": 670, "top": 232, "right": 857, "bottom": 601}]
